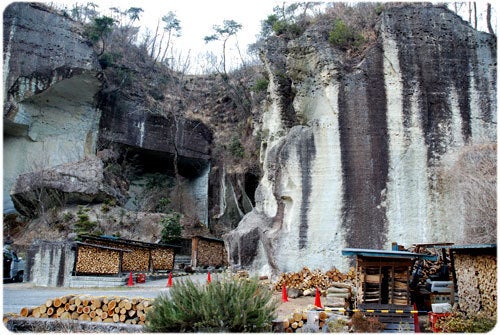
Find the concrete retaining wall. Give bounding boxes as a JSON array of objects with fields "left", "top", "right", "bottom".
[{"left": 26, "top": 240, "right": 75, "bottom": 287}]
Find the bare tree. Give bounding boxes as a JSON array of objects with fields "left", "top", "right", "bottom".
[
  {"left": 486, "top": 3, "right": 495, "bottom": 35},
  {"left": 448, "top": 143, "right": 497, "bottom": 244}
]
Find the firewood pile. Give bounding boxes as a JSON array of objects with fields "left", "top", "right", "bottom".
[
  {"left": 407, "top": 246, "right": 452, "bottom": 284},
  {"left": 121, "top": 247, "right": 150, "bottom": 272},
  {"left": 75, "top": 236, "right": 176, "bottom": 274},
  {"left": 194, "top": 238, "right": 227, "bottom": 267},
  {"left": 151, "top": 248, "right": 175, "bottom": 270},
  {"left": 75, "top": 246, "right": 121, "bottom": 274},
  {"left": 453, "top": 253, "right": 496, "bottom": 318},
  {"left": 281, "top": 311, "right": 309, "bottom": 332},
  {"left": 18, "top": 295, "right": 153, "bottom": 325},
  {"left": 273, "top": 267, "right": 356, "bottom": 291},
  {"left": 277, "top": 310, "right": 331, "bottom": 332}
]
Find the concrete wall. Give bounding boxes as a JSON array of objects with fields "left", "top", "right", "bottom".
[{"left": 26, "top": 240, "right": 75, "bottom": 287}]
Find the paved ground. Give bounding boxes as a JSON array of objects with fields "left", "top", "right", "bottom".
[
  {"left": 2, "top": 273, "right": 214, "bottom": 315},
  {"left": 3, "top": 272, "right": 315, "bottom": 321}
]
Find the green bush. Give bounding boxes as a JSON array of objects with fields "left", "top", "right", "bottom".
[
  {"left": 74, "top": 206, "right": 99, "bottom": 236},
  {"left": 435, "top": 312, "right": 496, "bottom": 332},
  {"left": 328, "top": 19, "right": 365, "bottom": 51},
  {"left": 251, "top": 78, "right": 269, "bottom": 92},
  {"left": 228, "top": 137, "right": 245, "bottom": 158},
  {"left": 146, "top": 277, "right": 278, "bottom": 332},
  {"left": 160, "top": 213, "right": 182, "bottom": 244}
]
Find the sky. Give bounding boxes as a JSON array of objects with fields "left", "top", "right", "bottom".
[{"left": 50, "top": 0, "right": 280, "bottom": 73}]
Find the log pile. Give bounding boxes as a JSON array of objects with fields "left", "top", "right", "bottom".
[
  {"left": 277, "top": 310, "right": 331, "bottom": 332},
  {"left": 273, "top": 267, "right": 355, "bottom": 291},
  {"left": 407, "top": 245, "right": 452, "bottom": 284},
  {"left": 453, "top": 253, "right": 496, "bottom": 318},
  {"left": 18, "top": 295, "right": 153, "bottom": 325},
  {"left": 75, "top": 246, "right": 120, "bottom": 274},
  {"left": 280, "top": 310, "right": 308, "bottom": 332},
  {"left": 122, "top": 247, "right": 150, "bottom": 272},
  {"left": 151, "top": 248, "right": 175, "bottom": 270},
  {"left": 194, "top": 238, "right": 228, "bottom": 267}
]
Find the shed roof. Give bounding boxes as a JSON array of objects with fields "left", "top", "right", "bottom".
[
  {"left": 449, "top": 243, "right": 496, "bottom": 254},
  {"left": 193, "top": 235, "right": 224, "bottom": 243},
  {"left": 342, "top": 248, "right": 438, "bottom": 261},
  {"left": 80, "top": 235, "right": 181, "bottom": 249}
]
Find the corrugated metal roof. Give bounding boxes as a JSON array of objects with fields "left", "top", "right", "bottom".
[
  {"left": 449, "top": 244, "right": 496, "bottom": 253},
  {"left": 342, "top": 248, "right": 438, "bottom": 261}
]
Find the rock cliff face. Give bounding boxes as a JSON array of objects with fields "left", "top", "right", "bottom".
[
  {"left": 3, "top": 3, "right": 214, "bottom": 228},
  {"left": 224, "top": 5, "right": 496, "bottom": 275},
  {"left": 3, "top": 3, "right": 102, "bottom": 213}
]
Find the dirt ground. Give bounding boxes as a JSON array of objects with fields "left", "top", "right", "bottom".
[{"left": 273, "top": 292, "right": 319, "bottom": 320}]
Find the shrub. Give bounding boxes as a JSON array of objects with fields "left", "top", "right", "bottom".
[
  {"left": 74, "top": 206, "right": 99, "bottom": 236},
  {"left": 328, "top": 19, "right": 365, "bottom": 51},
  {"left": 159, "top": 213, "right": 182, "bottom": 244},
  {"left": 435, "top": 312, "right": 496, "bottom": 332},
  {"left": 350, "top": 312, "right": 385, "bottom": 332},
  {"left": 146, "top": 277, "right": 278, "bottom": 332},
  {"left": 228, "top": 137, "right": 245, "bottom": 158},
  {"left": 251, "top": 78, "right": 269, "bottom": 92}
]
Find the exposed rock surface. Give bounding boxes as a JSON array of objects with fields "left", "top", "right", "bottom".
[
  {"left": 3, "top": 3, "right": 102, "bottom": 213},
  {"left": 224, "top": 5, "right": 496, "bottom": 275},
  {"left": 10, "top": 157, "right": 121, "bottom": 217},
  {"left": 98, "top": 99, "right": 212, "bottom": 175}
]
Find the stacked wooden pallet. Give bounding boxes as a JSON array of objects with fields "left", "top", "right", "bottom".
[
  {"left": 19, "top": 295, "right": 153, "bottom": 325},
  {"left": 390, "top": 267, "right": 409, "bottom": 305},
  {"left": 362, "top": 270, "right": 382, "bottom": 303}
]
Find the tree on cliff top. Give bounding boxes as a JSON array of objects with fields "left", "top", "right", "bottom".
[
  {"left": 85, "top": 16, "right": 115, "bottom": 56},
  {"left": 204, "top": 19, "right": 242, "bottom": 75}
]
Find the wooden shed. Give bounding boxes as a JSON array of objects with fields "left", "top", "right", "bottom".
[
  {"left": 342, "top": 248, "right": 437, "bottom": 308},
  {"left": 191, "top": 236, "right": 228, "bottom": 268},
  {"left": 449, "top": 244, "right": 496, "bottom": 318},
  {"left": 74, "top": 235, "right": 180, "bottom": 276}
]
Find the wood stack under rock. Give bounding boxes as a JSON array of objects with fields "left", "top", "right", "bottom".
[
  {"left": 273, "top": 267, "right": 356, "bottom": 292},
  {"left": 75, "top": 245, "right": 121, "bottom": 275},
  {"left": 75, "top": 235, "right": 178, "bottom": 275},
  {"left": 451, "top": 245, "right": 496, "bottom": 318},
  {"left": 191, "top": 236, "right": 228, "bottom": 268},
  {"left": 18, "top": 295, "right": 153, "bottom": 325},
  {"left": 121, "top": 247, "right": 150, "bottom": 272},
  {"left": 151, "top": 247, "right": 175, "bottom": 270}
]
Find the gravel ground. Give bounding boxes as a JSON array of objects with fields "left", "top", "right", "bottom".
[{"left": 3, "top": 272, "right": 312, "bottom": 321}]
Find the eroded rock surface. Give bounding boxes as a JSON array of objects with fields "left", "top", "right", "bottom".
[
  {"left": 3, "top": 3, "right": 102, "bottom": 213},
  {"left": 225, "top": 5, "right": 497, "bottom": 275},
  {"left": 10, "top": 157, "right": 122, "bottom": 217}
]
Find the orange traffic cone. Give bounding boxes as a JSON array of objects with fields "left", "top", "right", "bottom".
[
  {"left": 127, "top": 272, "right": 134, "bottom": 286},
  {"left": 281, "top": 285, "right": 289, "bottom": 302},
  {"left": 207, "top": 271, "right": 211, "bottom": 283},
  {"left": 166, "top": 272, "right": 173, "bottom": 287},
  {"left": 314, "top": 287, "right": 323, "bottom": 309}
]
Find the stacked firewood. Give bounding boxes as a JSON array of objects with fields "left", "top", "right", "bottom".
[
  {"left": 75, "top": 246, "right": 120, "bottom": 274},
  {"left": 122, "top": 247, "right": 150, "bottom": 272},
  {"left": 273, "top": 267, "right": 356, "bottom": 291},
  {"left": 19, "top": 295, "right": 153, "bottom": 325},
  {"left": 407, "top": 246, "right": 451, "bottom": 284},
  {"left": 278, "top": 310, "right": 330, "bottom": 332},
  {"left": 454, "top": 254, "right": 496, "bottom": 318},
  {"left": 151, "top": 248, "right": 175, "bottom": 270},
  {"left": 196, "top": 239, "right": 227, "bottom": 267}
]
